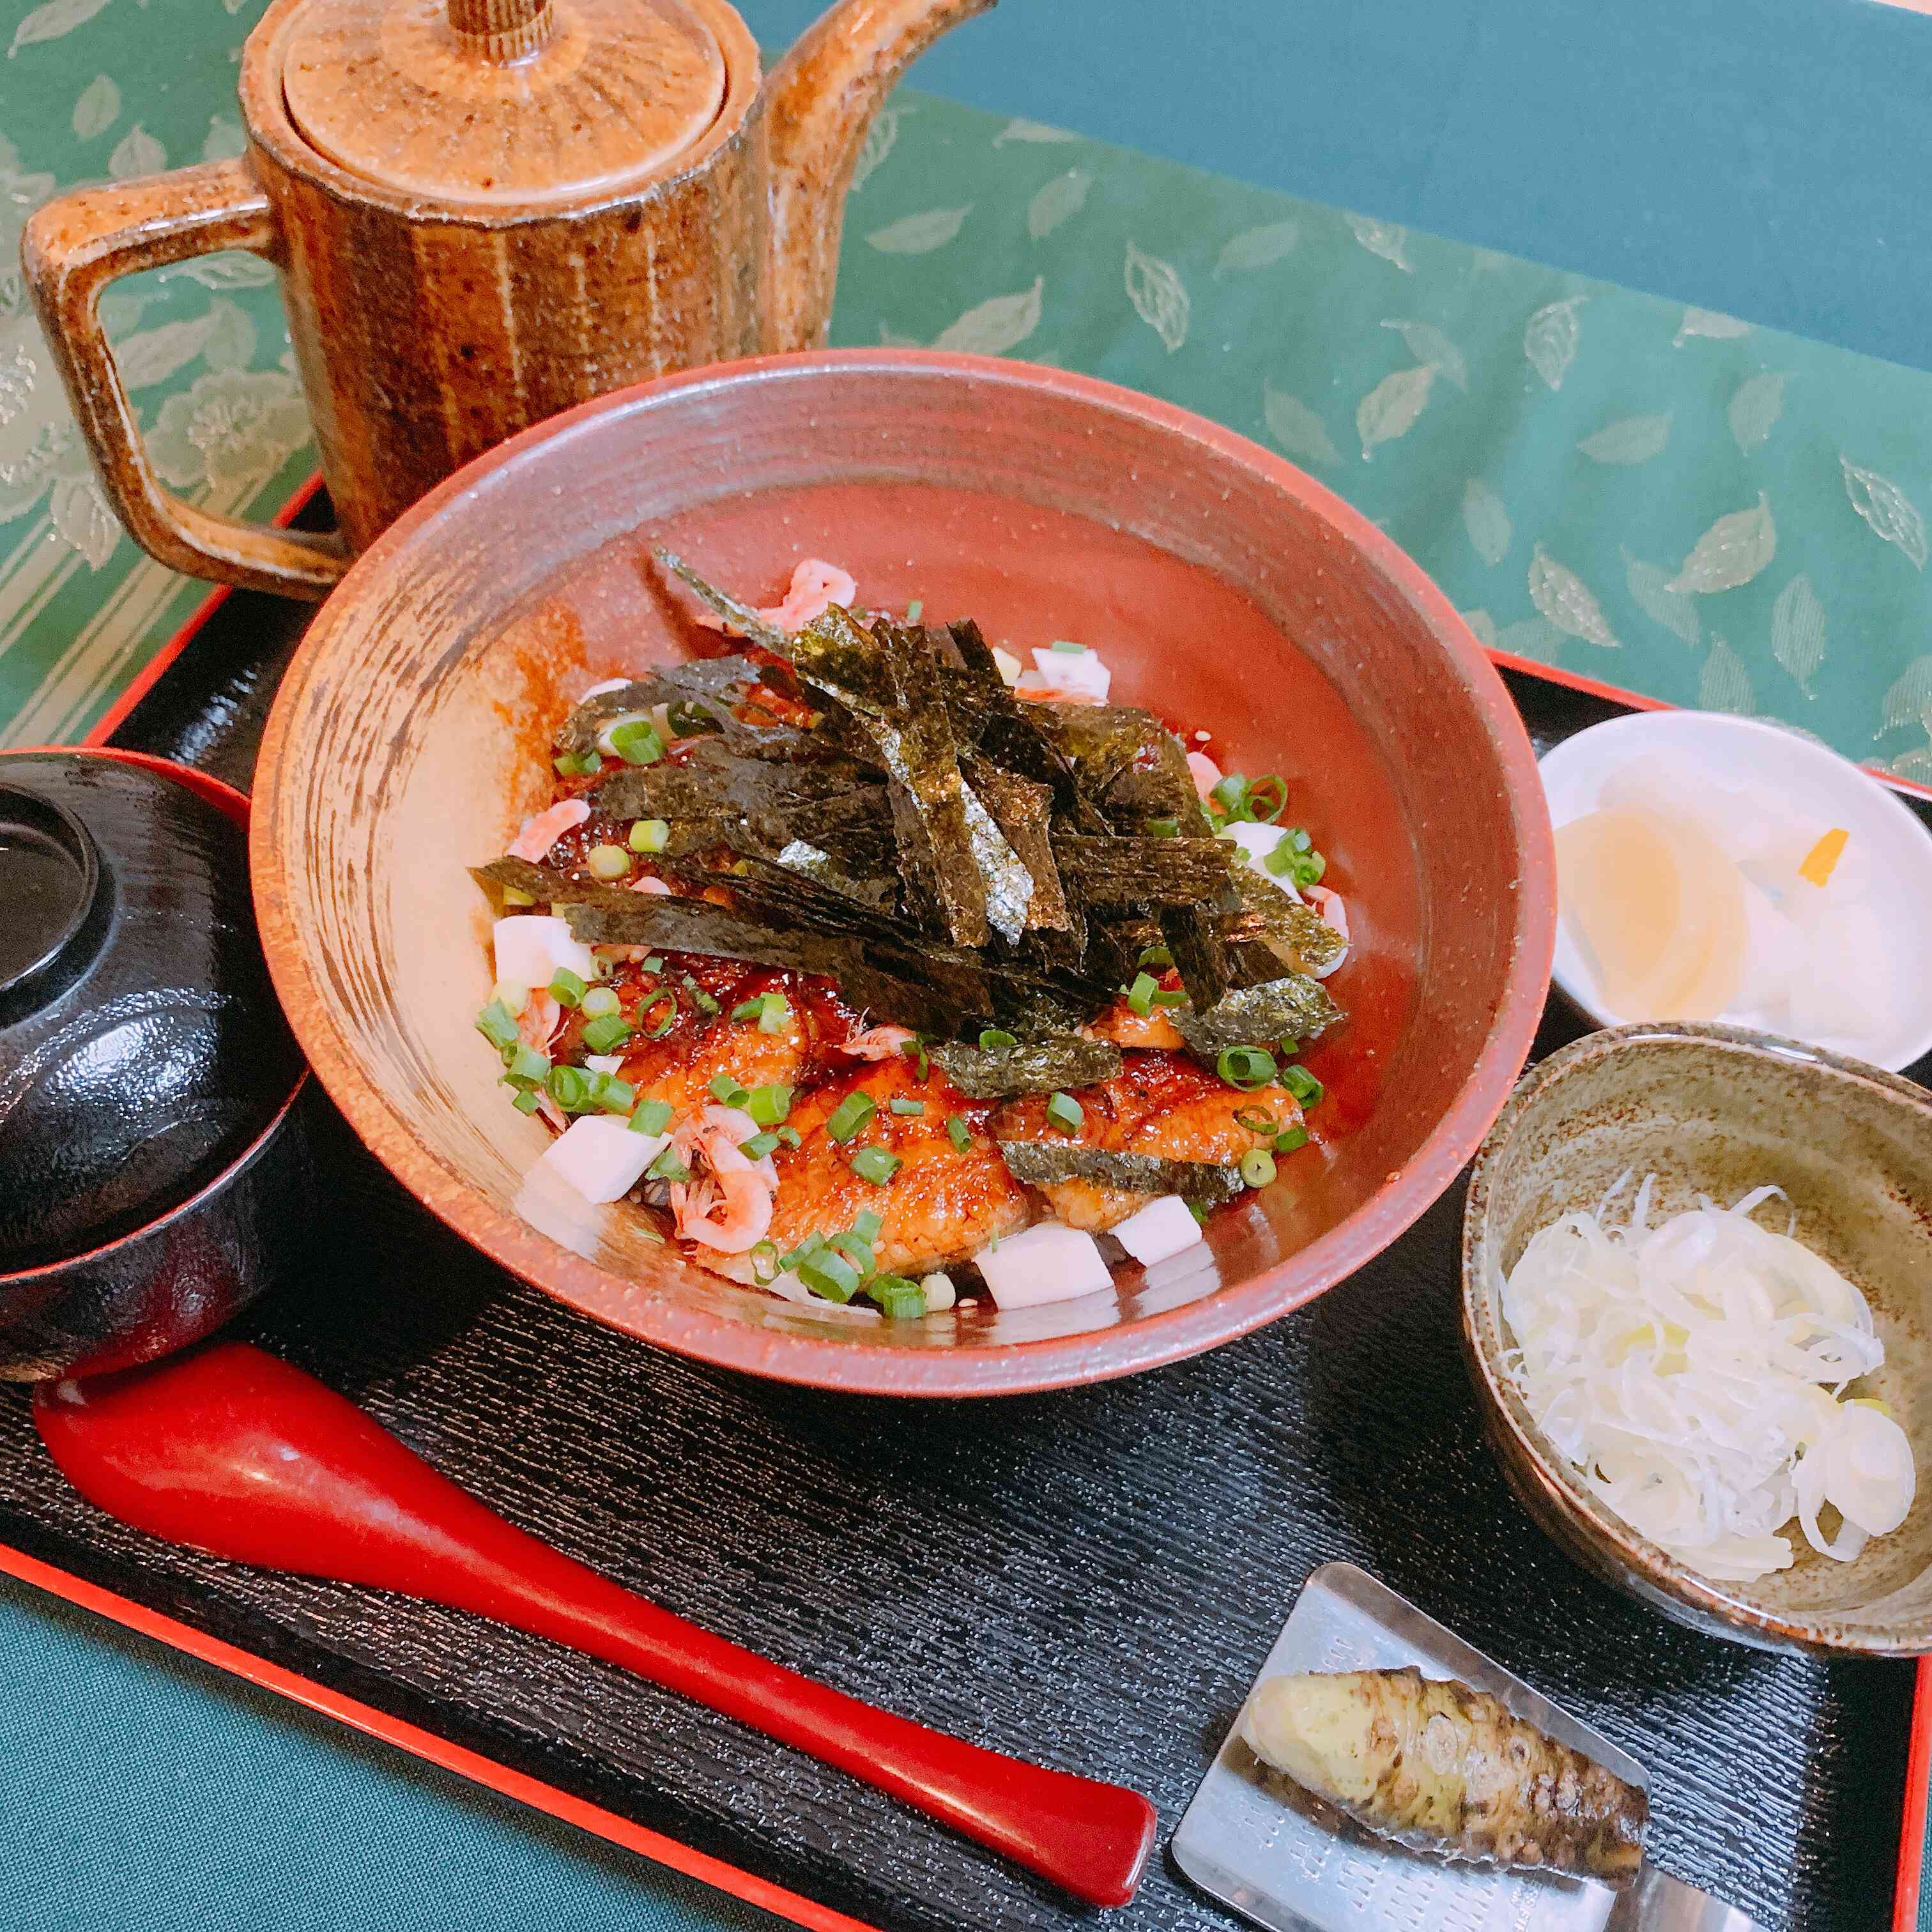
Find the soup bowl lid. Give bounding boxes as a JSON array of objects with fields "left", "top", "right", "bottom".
[{"left": 0, "top": 751, "right": 305, "bottom": 1279}]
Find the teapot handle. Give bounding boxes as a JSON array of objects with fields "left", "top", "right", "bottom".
[{"left": 24, "top": 159, "right": 349, "bottom": 601}]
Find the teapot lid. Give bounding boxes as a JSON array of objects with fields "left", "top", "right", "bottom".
[{"left": 280, "top": 0, "right": 728, "bottom": 208}]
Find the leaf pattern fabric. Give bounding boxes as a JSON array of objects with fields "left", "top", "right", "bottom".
[{"left": 8, "top": 43, "right": 1932, "bottom": 784}]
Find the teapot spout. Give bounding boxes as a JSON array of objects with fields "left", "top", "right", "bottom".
[{"left": 763, "top": 0, "right": 994, "bottom": 351}]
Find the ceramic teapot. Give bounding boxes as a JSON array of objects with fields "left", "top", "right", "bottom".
[{"left": 23, "top": 0, "right": 988, "bottom": 598}]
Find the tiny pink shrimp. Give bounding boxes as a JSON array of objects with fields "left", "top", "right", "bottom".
[
  {"left": 836, "top": 1023, "right": 916, "bottom": 1061},
  {"left": 508, "top": 797, "right": 590, "bottom": 861},
  {"left": 1187, "top": 751, "right": 1223, "bottom": 799},
  {"left": 1013, "top": 681, "right": 1105, "bottom": 707},
  {"left": 670, "top": 1105, "right": 778, "bottom": 1251},
  {"left": 1306, "top": 885, "right": 1350, "bottom": 978},
  {"left": 534, "top": 1092, "right": 569, "bottom": 1133},
  {"left": 517, "top": 990, "right": 562, "bottom": 1052},
  {"left": 695, "top": 558, "right": 857, "bottom": 636},
  {"left": 762, "top": 558, "right": 855, "bottom": 632},
  {"left": 629, "top": 873, "right": 673, "bottom": 894}
]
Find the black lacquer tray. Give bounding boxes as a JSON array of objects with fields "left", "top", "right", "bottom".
[{"left": 1, "top": 545, "right": 1921, "bottom": 1932}]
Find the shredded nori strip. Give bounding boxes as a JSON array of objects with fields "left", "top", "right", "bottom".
[
  {"left": 1225, "top": 870, "right": 1347, "bottom": 974},
  {"left": 1171, "top": 974, "right": 1344, "bottom": 1057},
  {"left": 1054, "top": 834, "right": 1239, "bottom": 909},
  {"left": 558, "top": 896, "right": 979, "bottom": 1036},
  {"left": 994, "top": 1140, "right": 1245, "bottom": 1206},
  {"left": 968, "top": 761, "right": 1071, "bottom": 935},
  {"left": 656, "top": 547, "right": 793, "bottom": 654},
  {"left": 931, "top": 1035, "right": 1122, "bottom": 1098}
]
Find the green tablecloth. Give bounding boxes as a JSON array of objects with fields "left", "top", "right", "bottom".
[{"left": 6, "top": 3, "right": 1932, "bottom": 1928}]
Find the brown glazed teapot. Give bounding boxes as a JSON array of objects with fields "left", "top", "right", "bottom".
[{"left": 23, "top": 0, "right": 990, "bottom": 598}]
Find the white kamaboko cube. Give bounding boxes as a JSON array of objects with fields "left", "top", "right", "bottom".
[
  {"left": 974, "top": 1222, "right": 1113, "bottom": 1308},
  {"left": 534, "top": 1117, "right": 668, "bottom": 1204},
  {"left": 493, "top": 916, "right": 596, "bottom": 993},
  {"left": 1110, "top": 1194, "right": 1205, "bottom": 1266}
]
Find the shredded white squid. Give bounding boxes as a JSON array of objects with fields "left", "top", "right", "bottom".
[{"left": 1498, "top": 1174, "right": 1914, "bottom": 1583}]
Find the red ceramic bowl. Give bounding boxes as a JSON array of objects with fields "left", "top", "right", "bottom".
[{"left": 252, "top": 351, "right": 1554, "bottom": 1395}]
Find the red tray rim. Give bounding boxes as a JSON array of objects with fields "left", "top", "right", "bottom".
[{"left": 54, "top": 472, "right": 1930, "bottom": 1929}]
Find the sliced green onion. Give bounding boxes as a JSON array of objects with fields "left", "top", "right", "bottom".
[
  {"left": 757, "top": 990, "right": 791, "bottom": 1034},
  {"left": 799, "top": 1251, "right": 859, "bottom": 1303},
  {"left": 547, "top": 1064, "right": 594, "bottom": 1111},
  {"left": 1137, "top": 943, "right": 1174, "bottom": 969},
  {"left": 749, "top": 1239, "right": 781, "bottom": 1287},
  {"left": 581, "top": 1013, "right": 634, "bottom": 1054},
  {"left": 1210, "top": 774, "right": 1250, "bottom": 819},
  {"left": 1291, "top": 851, "right": 1327, "bottom": 887},
  {"left": 640, "top": 954, "right": 665, "bottom": 973},
  {"left": 1045, "top": 1091, "right": 1084, "bottom": 1134},
  {"left": 580, "top": 985, "right": 620, "bottom": 1018},
  {"left": 850, "top": 1145, "right": 901, "bottom": 1186},
  {"left": 502, "top": 1044, "right": 550, "bottom": 1089},
  {"left": 868, "top": 1275, "right": 927, "bottom": 1319},
  {"left": 499, "top": 885, "right": 536, "bottom": 908},
  {"left": 548, "top": 967, "right": 586, "bottom": 1009},
  {"left": 730, "top": 995, "right": 764, "bottom": 1023},
  {"left": 1244, "top": 774, "right": 1287, "bottom": 823},
  {"left": 946, "top": 1114, "right": 970, "bottom": 1153},
  {"left": 739, "top": 1131, "right": 781, "bottom": 1160},
  {"left": 476, "top": 999, "right": 519, "bottom": 1050},
  {"left": 828, "top": 1230, "right": 877, "bottom": 1276},
  {"left": 609, "top": 719, "right": 666, "bottom": 765},
  {"left": 1241, "top": 1147, "right": 1277, "bottom": 1188},
  {"left": 1048, "top": 638, "right": 1085, "bottom": 653},
  {"left": 554, "top": 750, "right": 600, "bottom": 779},
  {"left": 899, "top": 1034, "right": 931, "bottom": 1079},
  {"left": 691, "top": 986, "right": 719, "bottom": 1016},
  {"left": 596, "top": 1077, "right": 636, "bottom": 1115},
  {"left": 709, "top": 1073, "right": 751, "bottom": 1108},
  {"left": 586, "top": 843, "right": 631, "bottom": 880},
  {"left": 1151, "top": 988, "right": 1189, "bottom": 1007},
  {"left": 747, "top": 1082, "right": 794, "bottom": 1127},
  {"left": 628, "top": 818, "right": 670, "bottom": 854},
  {"left": 851, "top": 1209, "right": 884, "bottom": 1243},
  {"left": 640, "top": 990, "right": 679, "bottom": 1038},
  {"left": 1282, "top": 1066, "right": 1326, "bottom": 1107},
  {"left": 773, "top": 1124, "right": 802, "bottom": 1149},
  {"left": 510, "top": 1087, "right": 542, "bottom": 1115},
  {"left": 1289, "top": 827, "right": 1314, "bottom": 853},
  {"left": 646, "top": 1144, "right": 691, "bottom": 1183},
  {"left": 1275, "top": 1124, "right": 1310, "bottom": 1154},
  {"left": 905, "top": 599, "right": 923, "bottom": 622},
  {"left": 1216, "top": 1045, "right": 1278, "bottom": 1091},
  {"left": 889, "top": 1096, "right": 925, "bottom": 1116},
  {"left": 1233, "top": 1105, "right": 1279, "bottom": 1137},
  {"left": 978, "top": 1027, "right": 1017, "bottom": 1050},
  {"left": 826, "top": 1091, "right": 876, "bottom": 1143},
  {"left": 1263, "top": 838, "right": 1296, "bottom": 877},
  {"left": 1187, "top": 1199, "right": 1211, "bottom": 1224},
  {"left": 631, "top": 1098, "right": 674, "bottom": 1135},
  {"left": 1126, "top": 971, "right": 1158, "bottom": 1017},
  {"left": 1146, "top": 816, "right": 1179, "bottom": 838}
]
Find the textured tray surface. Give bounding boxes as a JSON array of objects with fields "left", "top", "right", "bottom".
[{"left": 1, "top": 581, "right": 1918, "bottom": 1932}]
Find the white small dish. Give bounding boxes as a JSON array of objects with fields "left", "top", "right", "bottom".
[{"left": 1539, "top": 711, "right": 1932, "bottom": 1072}]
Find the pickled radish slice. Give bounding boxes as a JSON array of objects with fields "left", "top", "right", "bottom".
[{"left": 1554, "top": 806, "right": 1745, "bottom": 1020}]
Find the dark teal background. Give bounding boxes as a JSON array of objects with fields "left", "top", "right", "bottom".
[{"left": 5, "top": 3, "right": 1929, "bottom": 1928}]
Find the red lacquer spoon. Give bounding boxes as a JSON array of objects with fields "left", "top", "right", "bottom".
[{"left": 34, "top": 1342, "right": 1155, "bottom": 1907}]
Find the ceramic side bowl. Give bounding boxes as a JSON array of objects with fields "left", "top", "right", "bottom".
[
  {"left": 252, "top": 349, "right": 1554, "bottom": 1397},
  {"left": 1462, "top": 1022, "right": 1932, "bottom": 1656},
  {"left": 0, "top": 749, "right": 310, "bottom": 1378}
]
